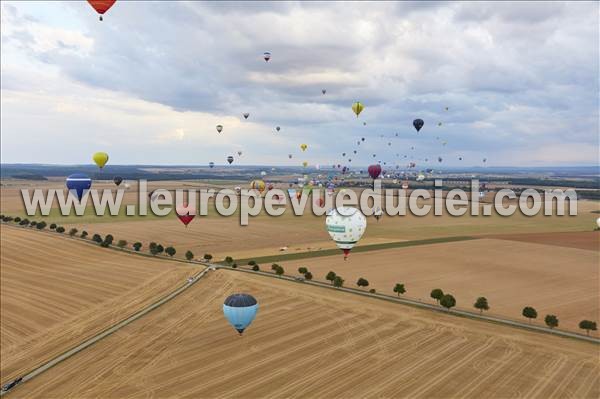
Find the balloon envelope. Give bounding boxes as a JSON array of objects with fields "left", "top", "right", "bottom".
[
  {"left": 326, "top": 207, "right": 367, "bottom": 259},
  {"left": 93, "top": 152, "right": 109, "bottom": 168},
  {"left": 413, "top": 119, "right": 424, "bottom": 132},
  {"left": 113, "top": 176, "right": 123, "bottom": 186},
  {"left": 263, "top": 52, "right": 271, "bottom": 62},
  {"left": 176, "top": 204, "right": 195, "bottom": 227},
  {"left": 87, "top": 0, "right": 116, "bottom": 15},
  {"left": 352, "top": 102, "right": 364, "bottom": 117},
  {"left": 66, "top": 173, "right": 92, "bottom": 200},
  {"left": 368, "top": 164, "right": 382, "bottom": 179},
  {"left": 223, "top": 294, "right": 258, "bottom": 335},
  {"left": 227, "top": 156, "right": 234, "bottom": 164}
]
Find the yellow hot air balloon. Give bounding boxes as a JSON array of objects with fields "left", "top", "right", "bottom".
[
  {"left": 352, "top": 101, "right": 364, "bottom": 117},
  {"left": 250, "top": 180, "right": 266, "bottom": 194},
  {"left": 93, "top": 152, "right": 109, "bottom": 168},
  {"left": 300, "top": 144, "right": 308, "bottom": 151},
  {"left": 302, "top": 161, "right": 308, "bottom": 168}
]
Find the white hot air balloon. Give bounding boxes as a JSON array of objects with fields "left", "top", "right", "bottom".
[
  {"left": 326, "top": 207, "right": 367, "bottom": 260},
  {"left": 596, "top": 217, "right": 600, "bottom": 229},
  {"left": 416, "top": 173, "right": 425, "bottom": 182}
]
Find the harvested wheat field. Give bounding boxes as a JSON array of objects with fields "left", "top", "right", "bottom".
[
  {"left": 15, "top": 270, "right": 599, "bottom": 398},
  {"left": 280, "top": 238, "right": 599, "bottom": 335},
  {"left": 489, "top": 231, "right": 600, "bottom": 251},
  {"left": 0, "top": 226, "right": 200, "bottom": 382}
]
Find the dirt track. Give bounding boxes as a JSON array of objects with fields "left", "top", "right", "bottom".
[
  {"left": 14, "top": 270, "right": 599, "bottom": 398},
  {"left": 0, "top": 226, "right": 200, "bottom": 382},
  {"left": 279, "top": 237, "right": 599, "bottom": 335}
]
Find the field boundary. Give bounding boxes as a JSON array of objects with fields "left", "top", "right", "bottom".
[{"left": 232, "top": 236, "right": 477, "bottom": 264}]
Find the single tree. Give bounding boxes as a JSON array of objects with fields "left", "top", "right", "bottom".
[
  {"left": 232, "top": 263, "right": 238, "bottom": 269},
  {"left": 36, "top": 221, "right": 47, "bottom": 230},
  {"left": 80, "top": 230, "right": 88, "bottom": 238},
  {"left": 271, "top": 263, "right": 280, "bottom": 271},
  {"left": 165, "top": 246, "right": 176, "bottom": 257},
  {"left": 356, "top": 277, "right": 369, "bottom": 289},
  {"left": 474, "top": 297, "right": 489, "bottom": 314},
  {"left": 326, "top": 271, "right": 337, "bottom": 285},
  {"left": 149, "top": 242, "right": 157, "bottom": 251},
  {"left": 133, "top": 242, "right": 142, "bottom": 251},
  {"left": 298, "top": 267, "right": 308, "bottom": 275},
  {"left": 68, "top": 228, "right": 78, "bottom": 237},
  {"left": 30, "top": 221, "right": 38, "bottom": 227},
  {"left": 275, "top": 265, "right": 285, "bottom": 276},
  {"left": 19, "top": 220, "right": 29, "bottom": 226},
  {"left": 49, "top": 223, "right": 57, "bottom": 230},
  {"left": 14, "top": 217, "right": 21, "bottom": 223},
  {"left": 92, "top": 234, "right": 103, "bottom": 243},
  {"left": 248, "top": 260, "right": 257, "bottom": 266},
  {"left": 185, "top": 250, "right": 194, "bottom": 261},
  {"left": 369, "top": 288, "right": 376, "bottom": 294},
  {"left": 117, "top": 240, "right": 128, "bottom": 249},
  {"left": 522, "top": 306, "right": 538, "bottom": 323},
  {"left": 155, "top": 244, "right": 164, "bottom": 254},
  {"left": 203, "top": 254, "right": 213, "bottom": 261},
  {"left": 224, "top": 256, "right": 233, "bottom": 265},
  {"left": 544, "top": 315, "right": 559, "bottom": 329},
  {"left": 393, "top": 283, "right": 406, "bottom": 296},
  {"left": 304, "top": 271, "right": 313, "bottom": 280},
  {"left": 579, "top": 320, "right": 597, "bottom": 336},
  {"left": 104, "top": 234, "right": 114, "bottom": 245},
  {"left": 252, "top": 264, "right": 260, "bottom": 271},
  {"left": 56, "top": 226, "right": 65, "bottom": 233},
  {"left": 440, "top": 294, "right": 456, "bottom": 310},
  {"left": 430, "top": 288, "right": 444, "bottom": 304},
  {"left": 333, "top": 276, "right": 345, "bottom": 288}
]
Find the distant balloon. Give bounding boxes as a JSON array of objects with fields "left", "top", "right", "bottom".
[
  {"left": 300, "top": 144, "right": 308, "bottom": 151},
  {"left": 438, "top": 122, "right": 443, "bottom": 126},
  {"left": 92, "top": 152, "right": 109, "bottom": 168},
  {"left": 243, "top": 113, "right": 249, "bottom": 119},
  {"left": 216, "top": 125, "right": 223, "bottom": 133},
  {"left": 276, "top": 126, "right": 281, "bottom": 132},
  {"left": 326, "top": 207, "right": 367, "bottom": 260},
  {"left": 113, "top": 176, "right": 123, "bottom": 186},
  {"left": 124, "top": 183, "right": 131, "bottom": 190},
  {"left": 263, "top": 52, "right": 271, "bottom": 62},
  {"left": 361, "top": 137, "right": 365, "bottom": 141},
  {"left": 227, "top": 156, "right": 234, "bottom": 164},
  {"left": 352, "top": 102, "right": 364, "bottom": 117},
  {"left": 250, "top": 180, "right": 266, "bottom": 194},
  {"left": 87, "top": 0, "right": 116, "bottom": 21},
  {"left": 209, "top": 162, "right": 215, "bottom": 168},
  {"left": 176, "top": 204, "right": 195, "bottom": 227},
  {"left": 438, "top": 156, "right": 443, "bottom": 163},
  {"left": 363, "top": 122, "right": 367, "bottom": 126},
  {"left": 596, "top": 217, "right": 600, "bottom": 228},
  {"left": 66, "top": 173, "right": 92, "bottom": 200},
  {"left": 342, "top": 152, "right": 346, "bottom": 157},
  {"left": 223, "top": 294, "right": 258, "bottom": 335},
  {"left": 322, "top": 89, "right": 326, "bottom": 95},
  {"left": 368, "top": 164, "right": 382, "bottom": 179},
  {"left": 302, "top": 161, "right": 308, "bottom": 168},
  {"left": 288, "top": 154, "right": 293, "bottom": 159},
  {"left": 260, "top": 171, "right": 267, "bottom": 176},
  {"left": 413, "top": 119, "right": 424, "bottom": 132},
  {"left": 238, "top": 151, "right": 243, "bottom": 156}
]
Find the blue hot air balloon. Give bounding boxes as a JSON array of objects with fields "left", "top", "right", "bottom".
[
  {"left": 65, "top": 173, "right": 92, "bottom": 200},
  {"left": 223, "top": 294, "right": 258, "bottom": 335}
]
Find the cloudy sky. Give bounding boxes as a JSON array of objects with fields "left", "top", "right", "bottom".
[{"left": 1, "top": 1, "right": 598, "bottom": 167}]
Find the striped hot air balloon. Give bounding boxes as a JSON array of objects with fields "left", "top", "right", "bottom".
[
  {"left": 66, "top": 174, "right": 92, "bottom": 200},
  {"left": 223, "top": 294, "right": 258, "bottom": 335}
]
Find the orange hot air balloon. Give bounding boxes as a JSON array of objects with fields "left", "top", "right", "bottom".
[{"left": 87, "top": 0, "right": 116, "bottom": 21}]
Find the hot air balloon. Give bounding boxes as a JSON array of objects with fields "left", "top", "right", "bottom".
[
  {"left": 438, "top": 122, "right": 443, "bottom": 126},
  {"left": 260, "top": 171, "right": 267, "bottom": 176},
  {"left": 458, "top": 157, "right": 463, "bottom": 161},
  {"left": 363, "top": 122, "right": 367, "bottom": 126},
  {"left": 368, "top": 164, "right": 382, "bottom": 179},
  {"left": 302, "top": 161, "right": 308, "bottom": 168},
  {"left": 353, "top": 150, "right": 357, "bottom": 154},
  {"left": 445, "top": 106, "right": 449, "bottom": 111},
  {"left": 416, "top": 173, "right": 425, "bottom": 182},
  {"left": 300, "top": 144, "right": 308, "bottom": 151},
  {"left": 263, "top": 52, "right": 271, "bottom": 62},
  {"left": 442, "top": 141, "right": 447, "bottom": 146},
  {"left": 176, "top": 204, "right": 195, "bottom": 227},
  {"left": 288, "top": 154, "right": 293, "bottom": 159},
  {"left": 322, "top": 89, "right": 326, "bottom": 95},
  {"left": 275, "top": 126, "right": 280, "bottom": 132},
  {"left": 66, "top": 173, "right": 92, "bottom": 200},
  {"left": 243, "top": 113, "right": 249, "bottom": 119},
  {"left": 209, "top": 162, "right": 215, "bottom": 168},
  {"left": 326, "top": 207, "right": 367, "bottom": 260},
  {"left": 413, "top": 119, "right": 424, "bottom": 132},
  {"left": 250, "top": 180, "right": 266, "bottom": 194},
  {"left": 223, "top": 294, "right": 258, "bottom": 335},
  {"left": 237, "top": 151, "right": 242, "bottom": 156},
  {"left": 438, "top": 156, "right": 443, "bottom": 163},
  {"left": 87, "top": 0, "right": 116, "bottom": 21},
  {"left": 374, "top": 207, "right": 383, "bottom": 222},
  {"left": 227, "top": 156, "right": 234, "bottom": 164},
  {"left": 93, "top": 152, "right": 109, "bottom": 169},
  {"left": 216, "top": 125, "right": 223, "bottom": 133},
  {"left": 352, "top": 102, "right": 364, "bottom": 117},
  {"left": 113, "top": 176, "right": 123, "bottom": 186},
  {"left": 596, "top": 217, "right": 600, "bottom": 229},
  {"left": 342, "top": 152, "right": 346, "bottom": 157},
  {"left": 124, "top": 183, "right": 131, "bottom": 190}
]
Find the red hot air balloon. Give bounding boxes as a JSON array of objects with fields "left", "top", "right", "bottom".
[
  {"left": 87, "top": 0, "right": 116, "bottom": 21},
  {"left": 368, "top": 164, "right": 382, "bottom": 179},
  {"left": 176, "top": 204, "right": 195, "bottom": 227}
]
